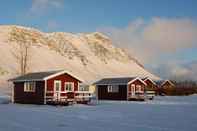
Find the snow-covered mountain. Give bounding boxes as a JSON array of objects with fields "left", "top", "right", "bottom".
[{"left": 0, "top": 25, "right": 159, "bottom": 92}]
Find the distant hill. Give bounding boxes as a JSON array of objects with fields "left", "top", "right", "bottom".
[{"left": 0, "top": 25, "right": 160, "bottom": 92}]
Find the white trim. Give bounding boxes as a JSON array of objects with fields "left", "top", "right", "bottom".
[
  {"left": 78, "top": 82, "right": 80, "bottom": 91},
  {"left": 96, "top": 85, "right": 98, "bottom": 100},
  {"left": 10, "top": 79, "right": 44, "bottom": 82},
  {"left": 107, "top": 85, "right": 119, "bottom": 93},
  {"left": 24, "top": 82, "right": 36, "bottom": 92},
  {"left": 144, "top": 78, "right": 157, "bottom": 86},
  {"left": 136, "top": 85, "right": 143, "bottom": 92},
  {"left": 127, "top": 77, "right": 147, "bottom": 86},
  {"left": 131, "top": 84, "right": 135, "bottom": 96},
  {"left": 161, "top": 80, "right": 175, "bottom": 86},
  {"left": 64, "top": 82, "right": 74, "bottom": 92},
  {"left": 46, "top": 91, "right": 54, "bottom": 93},
  {"left": 9, "top": 70, "right": 83, "bottom": 83},
  {"left": 75, "top": 95, "right": 92, "bottom": 98},
  {"left": 107, "top": 85, "right": 113, "bottom": 92},
  {"left": 45, "top": 96, "right": 54, "bottom": 99},
  {"left": 43, "top": 70, "right": 83, "bottom": 82},
  {"left": 12, "top": 85, "right": 14, "bottom": 103},
  {"left": 54, "top": 80, "right": 61, "bottom": 100},
  {"left": 75, "top": 91, "right": 92, "bottom": 94},
  {"left": 95, "top": 83, "right": 129, "bottom": 86},
  {"left": 46, "top": 91, "right": 76, "bottom": 94},
  {"left": 44, "top": 80, "right": 47, "bottom": 104},
  {"left": 54, "top": 80, "right": 61, "bottom": 91},
  {"left": 46, "top": 96, "right": 68, "bottom": 98},
  {"left": 127, "top": 84, "right": 129, "bottom": 100}
]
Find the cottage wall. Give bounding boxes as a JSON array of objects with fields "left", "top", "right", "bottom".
[
  {"left": 128, "top": 79, "right": 145, "bottom": 92},
  {"left": 144, "top": 79, "right": 156, "bottom": 91},
  {"left": 14, "top": 81, "right": 45, "bottom": 104},
  {"left": 46, "top": 73, "right": 80, "bottom": 97},
  {"left": 97, "top": 85, "right": 127, "bottom": 100}
]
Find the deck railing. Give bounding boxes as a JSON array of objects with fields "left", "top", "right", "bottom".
[{"left": 46, "top": 91, "right": 93, "bottom": 103}]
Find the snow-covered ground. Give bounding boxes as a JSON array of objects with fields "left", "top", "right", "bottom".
[{"left": 0, "top": 95, "right": 197, "bottom": 131}]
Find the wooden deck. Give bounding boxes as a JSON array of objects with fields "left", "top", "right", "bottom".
[
  {"left": 45, "top": 91, "right": 93, "bottom": 105},
  {"left": 128, "top": 91, "right": 145, "bottom": 101}
]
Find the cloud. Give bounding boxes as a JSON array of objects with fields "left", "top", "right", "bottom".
[
  {"left": 99, "top": 18, "right": 197, "bottom": 80},
  {"left": 100, "top": 18, "right": 197, "bottom": 63},
  {"left": 152, "top": 61, "right": 197, "bottom": 81},
  {"left": 30, "top": 0, "right": 64, "bottom": 15}
]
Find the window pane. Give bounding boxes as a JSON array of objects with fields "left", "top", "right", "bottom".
[
  {"left": 112, "top": 85, "right": 119, "bottom": 92},
  {"left": 24, "top": 82, "right": 35, "bottom": 92},
  {"left": 65, "top": 82, "right": 74, "bottom": 91}
]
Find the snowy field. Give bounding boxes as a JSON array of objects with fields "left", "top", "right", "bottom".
[{"left": 0, "top": 95, "right": 197, "bottom": 131}]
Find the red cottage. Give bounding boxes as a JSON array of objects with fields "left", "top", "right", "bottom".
[
  {"left": 94, "top": 77, "right": 147, "bottom": 101},
  {"left": 155, "top": 80, "right": 175, "bottom": 95},
  {"left": 9, "top": 70, "right": 92, "bottom": 105},
  {"left": 142, "top": 77, "right": 157, "bottom": 99}
]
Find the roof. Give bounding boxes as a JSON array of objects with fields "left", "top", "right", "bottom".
[
  {"left": 142, "top": 77, "right": 157, "bottom": 85},
  {"left": 9, "top": 70, "right": 82, "bottom": 82},
  {"left": 141, "top": 77, "right": 148, "bottom": 81},
  {"left": 94, "top": 77, "right": 147, "bottom": 85},
  {"left": 155, "top": 80, "right": 174, "bottom": 87}
]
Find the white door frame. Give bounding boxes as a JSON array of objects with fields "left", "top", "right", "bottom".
[
  {"left": 131, "top": 84, "right": 135, "bottom": 96},
  {"left": 54, "top": 80, "right": 61, "bottom": 101}
]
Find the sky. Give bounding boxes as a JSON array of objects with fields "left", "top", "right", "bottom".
[{"left": 0, "top": 0, "right": 197, "bottom": 80}]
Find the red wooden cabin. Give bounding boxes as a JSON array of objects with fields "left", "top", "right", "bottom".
[
  {"left": 142, "top": 77, "right": 157, "bottom": 99},
  {"left": 155, "top": 80, "right": 175, "bottom": 95},
  {"left": 9, "top": 70, "right": 92, "bottom": 105},
  {"left": 94, "top": 77, "right": 147, "bottom": 101}
]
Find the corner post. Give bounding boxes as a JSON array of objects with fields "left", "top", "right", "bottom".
[
  {"left": 44, "top": 80, "right": 47, "bottom": 104},
  {"left": 11, "top": 84, "right": 14, "bottom": 103}
]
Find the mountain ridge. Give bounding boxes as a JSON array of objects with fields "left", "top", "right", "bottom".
[{"left": 0, "top": 25, "right": 160, "bottom": 91}]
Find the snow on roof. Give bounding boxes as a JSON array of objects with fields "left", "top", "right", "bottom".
[
  {"left": 9, "top": 70, "right": 82, "bottom": 82},
  {"left": 94, "top": 77, "right": 146, "bottom": 85},
  {"left": 155, "top": 80, "right": 174, "bottom": 86}
]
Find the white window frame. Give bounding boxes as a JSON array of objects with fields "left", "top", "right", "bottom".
[
  {"left": 131, "top": 84, "right": 135, "bottom": 95},
  {"left": 78, "top": 83, "right": 84, "bottom": 91},
  {"left": 107, "top": 85, "right": 113, "bottom": 92},
  {"left": 54, "top": 80, "right": 61, "bottom": 92},
  {"left": 136, "top": 85, "right": 142, "bottom": 92},
  {"left": 78, "top": 83, "right": 89, "bottom": 91},
  {"left": 64, "top": 82, "right": 74, "bottom": 92},
  {"left": 24, "top": 82, "right": 36, "bottom": 92},
  {"left": 107, "top": 85, "right": 119, "bottom": 93}
]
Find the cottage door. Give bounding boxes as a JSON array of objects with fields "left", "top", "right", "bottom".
[
  {"left": 131, "top": 84, "right": 135, "bottom": 96},
  {"left": 54, "top": 80, "right": 61, "bottom": 101}
]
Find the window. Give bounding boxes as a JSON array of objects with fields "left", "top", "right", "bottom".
[
  {"left": 108, "top": 85, "right": 113, "bottom": 92},
  {"left": 24, "top": 82, "right": 36, "bottom": 92},
  {"left": 107, "top": 85, "right": 119, "bottom": 93},
  {"left": 130, "top": 84, "right": 135, "bottom": 95},
  {"left": 136, "top": 85, "right": 143, "bottom": 92},
  {"left": 65, "top": 82, "right": 74, "bottom": 92},
  {"left": 79, "top": 84, "right": 89, "bottom": 91},
  {"left": 54, "top": 80, "right": 61, "bottom": 91},
  {"left": 130, "top": 84, "right": 135, "bottom": 92}
]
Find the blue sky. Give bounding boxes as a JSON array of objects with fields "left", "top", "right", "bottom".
[
  {"left": 0, "top": 0, "right": 197, "bottom": 79},
  {"left": 0, "top": 0, "right": 197, "bottom": 32}
]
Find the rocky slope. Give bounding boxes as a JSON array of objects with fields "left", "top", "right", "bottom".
[{"left": 0, "top": 25, "right": 159, "bottom": 92}]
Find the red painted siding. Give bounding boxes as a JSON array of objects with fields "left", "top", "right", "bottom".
[
  {"left": 97, "top": 85, "right": 127, "bottom": 100},
  {"left": 46, "top": 73, "right": 80, "bottom": 96},
  {"left": 128, "top": 79, "right": 145, "bottom": 92},
  {"left": 144, "top": 79, "right": 156, "bottom": 91},
  {"left": 162, "top": 81, "right": 174, "bottom": 88},
  {"left": 14, "top": 81, "right": 45, "bottom": 104}
]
